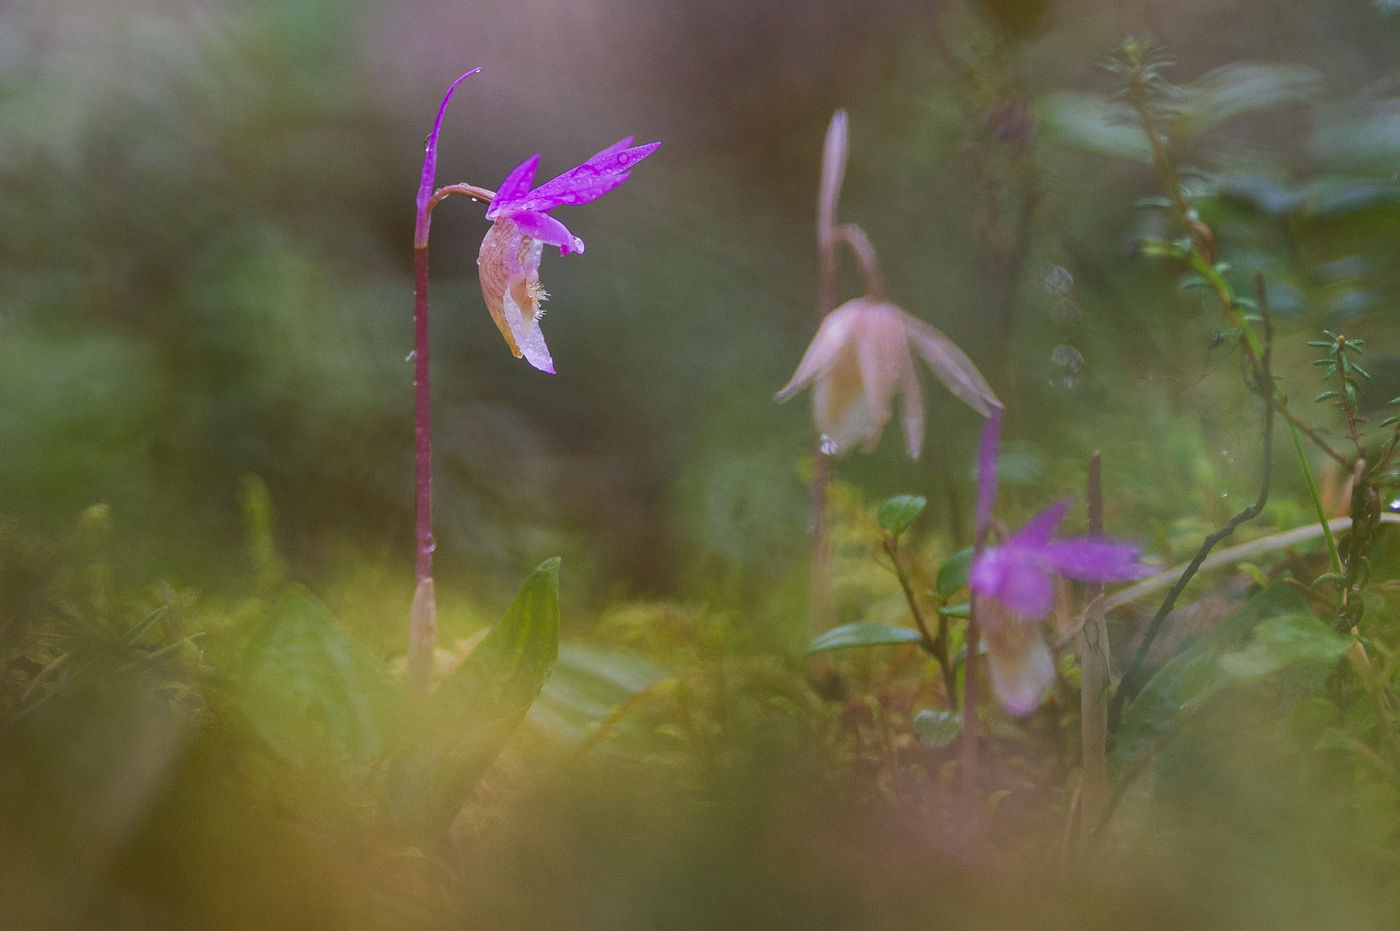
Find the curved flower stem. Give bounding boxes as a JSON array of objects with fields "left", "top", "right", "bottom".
[
  {"left": 837, "top": 223, "right": 885, "bottom": 301},
  {"left": 429, "top": 183, "right": 496, "bottom": 212}
]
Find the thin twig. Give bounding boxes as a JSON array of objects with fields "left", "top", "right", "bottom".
[
  {"left": 1109, "top": 275, "right": 1276, "bottom": 734},
  {"left": 883, "top": 536, "right": 957, "bottom": 709}
]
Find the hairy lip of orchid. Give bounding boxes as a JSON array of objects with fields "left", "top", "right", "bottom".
[
  {"left": 477, "top": 137, "right": 659, "bottom": 373},
  {"left": 775, "top": 297, "right": 1001, "bottom": 459}
]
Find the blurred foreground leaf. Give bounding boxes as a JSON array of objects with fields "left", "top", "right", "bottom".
[
  {"left": 238, "top": 587, "right": 392, "bottom": 764},
  {"left": 1217, "top": 614, "right": 1350, "bottom": 680},
  {"left": 913, "top": 709, "right": 963, "bottom": 748},
  {"left": 529, "top": 642, "right": 670, "bottom": 745},
  {"left": 1113, "top": 580, "right": 1312, "bottom": 767}
]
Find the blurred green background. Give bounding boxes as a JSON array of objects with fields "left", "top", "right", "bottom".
[
  {"left": 6, "top": 0, "right": 1400, "bottom": 926},
  {"left": 5, "top": 0, "right": 1400, "bottom": 621}
]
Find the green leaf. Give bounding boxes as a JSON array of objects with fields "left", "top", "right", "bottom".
[
  {"left": 878, "top": 495, "right": 927, "bottom": 535},
  {"left": 238, "top": 586, "right": 392, "bottom": 764},
  {"left": 937, "top": 548, "right": 974, "bottom": 597},
  {"left": 913, "top": 709, "right": 963, "bottom": 748},
  {"left": 1036, "top": 92, "right": 1153, "bottom": 162},
  {"left": 529, "top": 642, "right": 669, "bottom": 745},
  {"left": 806, "top": 621, "right": 922, "bottom": 654},
  {"left": 1217, "top": 614, "right": 1350, "bottom": 680},
  {"left": 389, "top": 559, "right": 561, "bottom": 835},
  {"left": 1113, "top": 580, "right": 1309, "bottom": 767},
  {"left": 433, "top": 557, "right": 561, "bottom": 728},
  {"left": 1182, "top": 63, "right": 1322, "bottom": 135},
  {"left": 939, "top": 601, "right": 971, "bottom": 619}
]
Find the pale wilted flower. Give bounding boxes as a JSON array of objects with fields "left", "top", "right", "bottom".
[
  {"left": 776, "top": 297, "right": 1000, "bottom": 459},
  {"left": 970, "top": 498, "right": 1154, "bottom": 715},
  {"left": 478, "top": 138, "right": 659, "bottom": 373}
]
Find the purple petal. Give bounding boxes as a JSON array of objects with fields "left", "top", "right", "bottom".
[
  {"left": 513, "top": 140, "right": 660, "bottom": 212},
  {"left": 971, "top": 545, "right": 1056, "bottom": 618},
  {"left": 1040, "top": 538, "right": 1155, "bottom": 583},
  {"left": 904, "top": 315, "right": 1000, "bottom": 417},
  {"left": 486, "top": 154, "right": 541, "bottom": 217},
  {"left": 508, "top": 210, "right": 584, "bottom": 255},
  {"left": 1010, "top": 498, "right": 1073, "bottom": 549}
]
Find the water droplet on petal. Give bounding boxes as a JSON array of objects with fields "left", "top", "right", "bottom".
[{"left": 820, "top": 434, "right": 839, "bottom": 456}]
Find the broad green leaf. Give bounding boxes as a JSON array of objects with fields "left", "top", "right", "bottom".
[
  {"left": 238, "top": 586, "right": 391, "bottom": 764},
  {"left": 878, "top": 495, "right": 927, "bottom": 536},
  {"left": 529, "top": 642, "right": 669, "bottom": 744},
  {"left": 913, "top": 709, "right": 963, "bottom": 748},
  {"left": 937, "top": 548, "right": 974, "bottom": 597},
  {"left": 1217, "top": 614, "right": 1350, "bottom": 680},
  {"left": 806, "top": 621, "right": 922, "bottom": 654},
  {"left": 389, "top": 559, "right": 561, "bottom": 835},
  {"left": 433, "top": 557, "right": 561, "bottom": 724}
]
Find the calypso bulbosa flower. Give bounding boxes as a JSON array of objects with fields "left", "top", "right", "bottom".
[{"left": 478, "top": 138, "right": 659, "bottom": 373}]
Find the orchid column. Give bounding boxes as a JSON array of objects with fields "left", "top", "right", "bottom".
[{"left": 409, "top": 70, "right": 657, "bottom": 691}]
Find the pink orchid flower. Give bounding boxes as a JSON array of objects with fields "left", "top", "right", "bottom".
[
  {"left": 776, "top": 297, "right": 1000, "bottom": 459},
  {"left": 970, "top": 498, "right": 1154, "bottom": 715},
  {"left": 478, "top": 138, "right": 659, "bottom": 373}
]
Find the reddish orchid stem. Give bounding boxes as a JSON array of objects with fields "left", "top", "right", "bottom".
[
  {"left": 412, "top": 246, "right": 433, "bottom": 582},
  {"left": 407, "top": 69, "right": 479, "bottom": 690}
]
